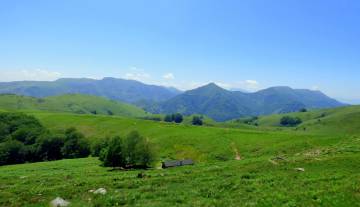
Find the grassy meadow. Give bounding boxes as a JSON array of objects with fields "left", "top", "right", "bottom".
[{"left": 0, "top": 106, "right": 359, "bottom": 206}]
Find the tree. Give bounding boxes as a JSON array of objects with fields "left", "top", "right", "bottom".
[
  {"left": 100, "top": 131, "right": 155, "bottom": 169},
  {"left": 124, "top": 131, "right": 155, "bottom": 168},
  {"left": 102, "top": 136, "right": 125, "bottom": 168},
  {"left": 280, "top": 116, "right": 302, "bottom": 127},
  {"left": 11, "top": 127, "right": 43, "bottom": 145},
  {"left": 36, "top": 134, "right": 65, "bottom": 161},
  {"left": 299, "top": 108, "right": 307, "bottom": 112},
  {"left": 192, "top": 116, "right": 203, "bottom": 126},
  {"left": 164, "top": 114, "right": 173, "bottom": 122},
  {"left": 91, "top": 137, "right": 109, "bottom": 157},
  {"left": 61, "top": 128, "right": 90, "bottom": 158},
  {"left": 0, "top": 140, "right": 25, "bottom": 165},
  {"left": 173, "top": 113, "right": 183, "bottom": 123}
]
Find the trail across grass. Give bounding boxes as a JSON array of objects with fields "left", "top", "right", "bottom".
[{"left": 0, "top": 109, "right": 359, "bottom": 206}]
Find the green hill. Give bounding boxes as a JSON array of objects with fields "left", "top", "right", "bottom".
[
  {"left": 254, "top": 105, "right": 360, "bottom": 135},
  {"left": 0, "top": 94, "right": 148, "bottom": 117},
  {"left": 0, "top": 109, "right": 358, "bottom": 206}
]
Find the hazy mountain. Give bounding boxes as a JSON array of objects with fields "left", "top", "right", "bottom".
[
  {"left": 0, "top": 79, "right": 346, "bottom": 121},
  {"left": 154, "top": 83, "right": 346, "bottom": 121},
  {"left": 0, "top": 78, "right": 180, "bottom": 104}
]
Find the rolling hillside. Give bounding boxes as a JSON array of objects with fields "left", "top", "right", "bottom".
[
  {"left": 0, "top": 109, "right": 358, "bottom": 206},
  {"left": 0, "top": 94, "right": 148, "bottom": 117},
  {"left": 155, "top": 83, "right": 345, "bottom": 121},
  {"left": 230, "top": 105, "right": 360, "bottom": 135},
  {"left": 262, "top": 105, "right": 360, "bottom": 135}
]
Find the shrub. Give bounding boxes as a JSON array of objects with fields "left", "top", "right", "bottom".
[
  {"left": 36, "top": 134, "right": 65, "bottom": 161},
  {"left": 299, "top": 108, "right": 307, "bottom": 112},
  {"left": 192, "top": 116, "right": 203, "bottom": 126},
  {"left": 91, "top": 137, "right": 110, "bottom": 157},
  {"left": 280, "top": 116, "right": 302, "bottom": 127},
  {"left": 124, "top": 131, "right": 155, "bottom": 168},
  {"left": 11, "top": 127, "right": 44, "bottom": 145},
  {"left": 0, "top": 140, "right": 25, "bottom": 165},
  {"left": 61, "top": 128, "right": 90, "bottom": 158},
  {"left": 100, "top": 131, "right": 155, "bottom": 169},
  {"left": 173, "top": 113, "right": 183, "bottom": 123},
  {"left": 164, "top": 114, "right": 173, "bottom": 122},
  {"left": 102, "top": 136, "right": 125, "bottom": 168}
]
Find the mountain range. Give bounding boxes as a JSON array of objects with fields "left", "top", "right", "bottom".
[
  {"left": 152, "top": 83, "right": 346, "bottom": 121},
  {"left": 0, "top": 77, "right": 181, "bottom": 104},
  {"left": 0, "top": 78, "right": 346, "bottom": 121}
]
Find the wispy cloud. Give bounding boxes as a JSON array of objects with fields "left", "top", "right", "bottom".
[
  {"left": 0, "top": 69, "right": 62, "bottom": 82},
  {"left": 162, "top": 73, "right": 175, "bottom": 80},
  {"left": 312, "top": 85, "right": 320, "bottom": 91},
  {"left": 241, "top": 80, "right": 260, "bottom": 91},
  {"left": 123, "top": 67, "right": 151, "bottom": 82}
]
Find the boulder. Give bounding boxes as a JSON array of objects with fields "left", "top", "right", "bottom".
[
  {"left": 295, "top": 168, "right": 305, "bottom": 172},
  {"left": 93, "top": 188, "right": 107, "bottom": 195},
  {"left": 50, "top": 197, "right": 70, "bottom": 207}
]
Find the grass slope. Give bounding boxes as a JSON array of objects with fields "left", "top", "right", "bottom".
[
  {"left": 0, "top": 94, "right": 147, "bottom": 117},
  {"left": 256, "top": 105, "right": 360, "bottom": 135},
  {"left": 0, "top": 110, "right": 359, "bottom": 206},
  {"left": 28, "top": 111, "right": 340, "bottom": 162}
]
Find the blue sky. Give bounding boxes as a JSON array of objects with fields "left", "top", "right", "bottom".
[{"left": 0, "top": 0, "right": 359, "bottom": 103}]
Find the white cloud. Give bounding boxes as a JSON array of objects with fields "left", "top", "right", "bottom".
[
  {"left": 242, "top": 80, "right": 260, "bottom": 91},
  {"left": 123, "top": 67, "right": 151, "bottom": 82},
  {"left": 208, "top": 80, "right": 261, "bottom": 92},
  {"left": 167, "top": 80, "right": 261, "bottom": 92},
  {"left": 162, "top": 73, "right": 175, "bottom": 80},
  {"left": 0, "top": 69, "right": 62, "bottom": 82},
  {"left": 312, "top": 85, "right": 320, "bottom": 91}
]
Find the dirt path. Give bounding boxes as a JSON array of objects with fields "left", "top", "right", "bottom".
[{"left": 231, "top": 142, "right": 241, "bottom": 160}]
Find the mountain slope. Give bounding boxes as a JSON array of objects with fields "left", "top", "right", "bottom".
[
  {"left": 155, "top": 83, "right": 346, "bottom": 121},
  {"left": 159, "top": 83, "right": 256, "bottom": 121},
  {"left": 257, "top": 105, "right": 360, "bottom": 135},
  {"left": 0, "top": 78, "right": 180, "bottom": 104},
  {"left": 0, "top": 94, "right": 148, "bottom": 117}
]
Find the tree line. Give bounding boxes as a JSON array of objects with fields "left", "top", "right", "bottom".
[
  {"left": 0, "top": 113, "right": 91, "bottom": 166},
  {"left": 0, "top": 112, "right": 155, "bottom": 168}
]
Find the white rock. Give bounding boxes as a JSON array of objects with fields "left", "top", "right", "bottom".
[
  {"left": 93, "top": 188, "right": 107, "bottom": 195},
  {"left": 50, "top": 197, "right": 70, "bottom": 207},
  {"left": 295, "top": 168, "right": 305, "bottom": 172}
]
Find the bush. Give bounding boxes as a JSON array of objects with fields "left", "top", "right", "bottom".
[
  {"left": 173, "top": 113, "right": 183, "bottom": 123},
  {"left": 61, "top": 128, "right": 90, "bottom": 158},
  {"left": 164, "top": 114, "right": 173, "bottom": 122},
  {"left": 11, "top": 127, "right": 44, "bottom": 145},
  {"left": 164, "top": 113, "right": 184, "bottom": 123},
  {"left": 100, "top": 131, "right": 155, "bottom": 169},
  {"left": 192, "top": 116, "right": 203, "bottom": 126},
  {"left": 124, "top": 131, "right": 155, "bottom": 168},
  {"left": 36, "top": 134, "right": 65, "bottom": 161},
  {"left": 91, "top": 137, "right": 110, "bottom": 157},
  {"left": 102, "top": 136, "right": 125, "bottom": 168},
  {"left": 0, "top": 140, "right": 25, "bottom": 165},
  {"left": 280, "top": 116, "right": 302, "bottom": 127},
  {"left": 299, "top": 108, "right": 307, "bottom": 112},
  {"left": 141, "top": 116, "right": 162, "bottom": 122}
]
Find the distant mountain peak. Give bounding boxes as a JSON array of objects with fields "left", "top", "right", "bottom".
[
  {"left": 198, "top": 82, "right": 225, "bottom": 90},
  {"left": 156, "top": 83, "right": 345, "bottom": 121},
  {"left": 0, "top": 77, "right": 180, "bottom": 104}
]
